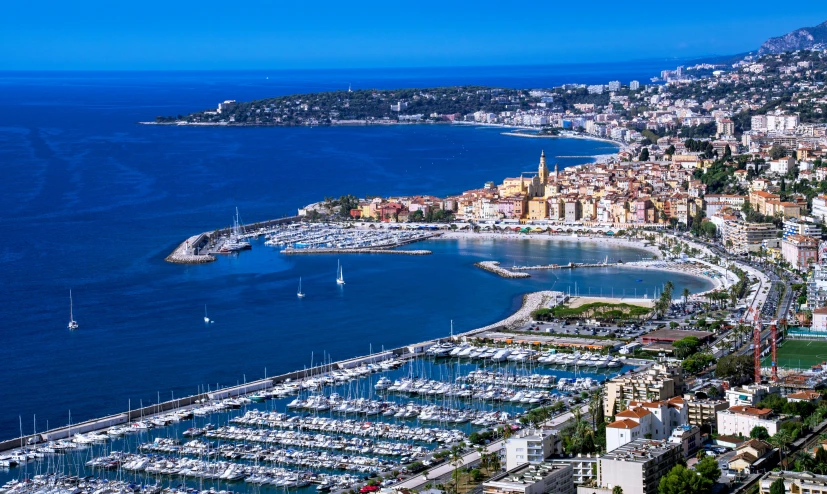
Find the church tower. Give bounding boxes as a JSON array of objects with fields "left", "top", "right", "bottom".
[
  {"left": 554, "top": 162, "right": 559, "bottom": 181},
  {"left": 538, "top": 150, "right": 549, "bottom": 185}
]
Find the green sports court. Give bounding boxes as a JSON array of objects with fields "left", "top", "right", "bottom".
[{"left": 761, "top": 338, "right": 827, "bottom": 370}]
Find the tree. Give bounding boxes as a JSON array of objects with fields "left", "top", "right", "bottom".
[
  {"left": 750, "top": 426, "right": 770, "bottom": 440},
  {"left": 673, "top": 336, "right": 701, "bottom": 358},
  {"left": 715, "top": 354, "right": 754, "bottom": 383},
  {"left": 659, "top": 465, "right": 705, "bottom": 494},
  {"left": 770, "top": 145, "right": 787, "bottom": 160},
  {"left": 683, "top": 288, "right": 690, "bottom": 308},
  {"left": 771, "top": 429, "right": 793, "bottom": 467},
  {"left": 639, "top": 147, "right": 650, "bottom": 162},
  {"left": 770, "top": 477, "right": 786, "bottom": 494},
  {"left": 695, "top": 455, "right": 720, "bottom": 488},
  {"left": 612, "top": 486, "right": 623, "bottom": 494}
]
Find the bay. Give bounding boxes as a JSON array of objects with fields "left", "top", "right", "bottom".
[{"left": 0, "top": 64, "right": 708, "bottom": 440}]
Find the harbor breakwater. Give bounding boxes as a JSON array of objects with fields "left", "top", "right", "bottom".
[
  {"left": 165, "top": 216, "right": 301, "bottom": 264},
  {"left": 0, "top": 288, "right": 558, "bottom": 452},
  {"left": 474, "top": 261, "right": 531, "bottom": 278}
]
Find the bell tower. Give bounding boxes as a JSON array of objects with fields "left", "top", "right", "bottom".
[{"left": 538, "top": 150, "right": 549, "bottom": 184}]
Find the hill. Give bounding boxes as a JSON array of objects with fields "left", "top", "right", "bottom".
[{"left": 758, "top": 19, "right": 827, "bottom": 55}]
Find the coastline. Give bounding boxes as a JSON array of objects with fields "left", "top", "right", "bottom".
[{"left": 436, "top": 231, "right": 725, "bottom": 295}]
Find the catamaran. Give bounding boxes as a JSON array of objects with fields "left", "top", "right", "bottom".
[
  {"left": 67, "top": 290, "right": 78, "bottom": 330},
  {"left": 204, "top": 305, "right": 210, "bottom": 323},
  {"left": 297, "top": 277, "right": 305, "bottom": 298},
  {"left": 336, "top": 260, "right": 345, "bottom": 285}
]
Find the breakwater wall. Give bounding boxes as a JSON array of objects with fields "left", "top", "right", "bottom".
[
  {"left": 165, "top": 233, "right": 216, "bottom": 264},
  {"left": 282, "top": 248, "right": 431, "bottom": 255},
  {"left": 474, "top": 261, "right": 531, "bottom": 278},
  {"left": 165, "top": 216, "right": 301, "bottom": 264}
]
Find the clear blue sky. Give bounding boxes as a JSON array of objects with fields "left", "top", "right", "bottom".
[{"left": 3, "top": 1, "right": 827, "bottom": 70}]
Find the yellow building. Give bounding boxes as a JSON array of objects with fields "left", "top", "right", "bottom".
[{"left": 527, "top": 197, "right": 549, "bottom": 220}]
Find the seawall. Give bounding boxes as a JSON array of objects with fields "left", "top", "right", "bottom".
[{"left": 474, "top": 261, "right": 531, "bottom": 278}]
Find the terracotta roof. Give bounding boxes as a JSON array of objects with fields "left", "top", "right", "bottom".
[
  {"left": 606, "top": 419, "right": 641, "bottom": 430},
  {"left": 813, "top": 307, "right": 827, "bottom": 315},
  {"left": 729, "top": 452, "right": 758, "bottom": 464},
  {"left": 616, "top": 407, "right": 652, "bottom": 419},
  {"left": 737, "top": 439, "right": 771, "bottom": 452},
  {"left": 716, "top": 435, "right": 744, "bottom": 445},
  {"left": 727, "top": 406, "right": 772, "bottom": 417},
  {"left": 788, "top": 390, "right": 821, "bottom": 400}
]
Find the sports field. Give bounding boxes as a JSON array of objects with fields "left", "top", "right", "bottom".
[{"left": 761, "top": 339, "right": 827, "bottom": 369}]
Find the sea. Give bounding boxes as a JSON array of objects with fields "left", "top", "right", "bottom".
[{"left": 0, "top": 60, "right": 711, "bottom": 443}]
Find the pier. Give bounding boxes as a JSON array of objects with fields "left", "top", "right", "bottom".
[{"left": 474, "top": 261, "right": 530, "bottom": 278}]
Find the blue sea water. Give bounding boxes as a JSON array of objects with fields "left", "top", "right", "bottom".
[{"left": 0, "top": 64, "right": 710, "bottom": 442}]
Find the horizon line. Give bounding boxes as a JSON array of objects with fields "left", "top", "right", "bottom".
[{"left": 0, "top": 53, "right": 749, "bottom": 74}]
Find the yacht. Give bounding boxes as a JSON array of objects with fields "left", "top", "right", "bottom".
[
  {"left": 297, "top": 277, "right": 305, "bottom": 298},
  {"left": 374, "top": 377, "right": 392, "bottom": 390}
]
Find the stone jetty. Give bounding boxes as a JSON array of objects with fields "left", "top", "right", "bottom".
[
  {"left": 474, "top": 261, "right": 530, "bottom": 278},
  {"left": 165, "top": 234, "right": 216, "bottom": 264}
]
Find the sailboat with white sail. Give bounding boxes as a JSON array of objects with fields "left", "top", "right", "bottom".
[
  {"left": 204, "top": 305, "right": 211, "bottom": 323},
  {"left": 67, "top": 290, "right": 78, "bottom": 330},
  {"left": 336, "top": 260, "right": 345, "bottom": 285},
  {"left": 297, "top": 277, "right": 305, "bottom": 298}
]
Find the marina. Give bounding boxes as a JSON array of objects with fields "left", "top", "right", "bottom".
[
  {"left": 0, "top": 344, "right": 632, "bottom": 494},
  {"left": 167, "top": 222, "right": 440, "bottom": 265}
]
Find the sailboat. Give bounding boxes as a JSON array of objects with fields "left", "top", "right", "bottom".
[
  {"left": 336, "top": 260, "right": 345, "bottom": 285},
  {"left": 204, "top": 305, "right": 211, "bottom": 323},
  {"left": 297, "top": 277, "right": 305, "bottom": 298},
  {"left": 67, "top": 290, "right": 78, "bottom": 330}
]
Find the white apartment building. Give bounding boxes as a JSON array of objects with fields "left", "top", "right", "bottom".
[
  {"left": 575, "top": 439, "right": 682, "bottom": 494},
  {"left": 813, "top": 196, "right": 827, "bottom": 224},
  {"left": 484, "top": 462, "right": 574, "bottom": 494},
  {"left": 504, "top": 428, "right": 561, "bottom": 471},
  {"left": 725, "top": 384, "right": 778, "bottom": 407},
  {"left": 716, "top": 405, "right": 798, "bottom": 437},
  {"left": 606, "top": 398, "right": 689, "bottom": 452}
]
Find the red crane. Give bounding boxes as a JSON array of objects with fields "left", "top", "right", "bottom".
[{"left": 751, "top": 306, "right": 764, "bottom": 383}]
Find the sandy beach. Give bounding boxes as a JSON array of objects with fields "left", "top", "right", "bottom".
[
  {"left": 437, "top": 231, "right": 726, "bottom": 296},
  {"left": 438, "top": 230, "right": 662, "bottom": 258}
]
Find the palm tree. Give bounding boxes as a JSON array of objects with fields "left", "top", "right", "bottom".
[
  {"left": 683, "top": 288, "right": 690, "bottom": 308},
  {"left": 450, "top": 445, "right": 464, "bottom": 494},
  {"left": 771, "top": 430, "right": 793, "bottom": 468},
  {"left": 588, "top": 390, "right": 603, "bottom": 431}
]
